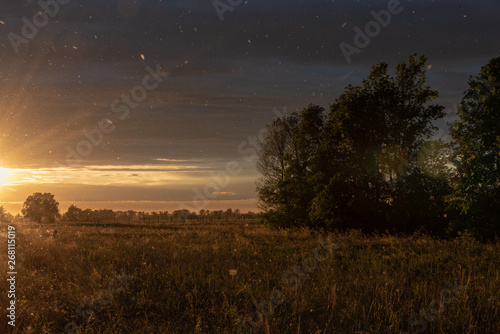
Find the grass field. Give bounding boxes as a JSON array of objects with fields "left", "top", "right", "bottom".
[{"left": 0, "top": 219, "right": 499, "bottom": 333}]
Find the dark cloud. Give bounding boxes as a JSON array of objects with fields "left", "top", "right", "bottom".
[{"left": 0, "top": 0, "right": 499, "bottom": 210}]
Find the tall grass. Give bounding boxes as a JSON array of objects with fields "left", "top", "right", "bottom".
[{"left": 0, "top": 220, "right": 498, "bottom": 333}]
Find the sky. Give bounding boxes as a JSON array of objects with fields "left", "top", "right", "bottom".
[{"left": 0, "top": 0, "right": 499, "bottom": 215}]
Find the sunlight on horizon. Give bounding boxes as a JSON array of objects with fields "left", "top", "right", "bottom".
[
  {"left": 0, "top": 167, "right": 12, "bottom": 186},
  {"left": 0, "top": 161, "right": 255, "bottom": 197},
  {"left": 0, "top": 164, "right": 211, "bottom": 188}
]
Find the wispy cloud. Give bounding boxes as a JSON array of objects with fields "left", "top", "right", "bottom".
[{"left": 0, "top": 164, "right": 215, "bottom": 187}]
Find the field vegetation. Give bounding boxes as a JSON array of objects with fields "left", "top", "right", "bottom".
[{"left": 1, "top": 219, "right": 498, "bottom": 333}]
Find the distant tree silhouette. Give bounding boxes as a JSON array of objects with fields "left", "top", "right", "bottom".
[
  {"left": 92, "top": 209, "right": 116, "bottom": 223},
  {"left": 16, "top": 202, "right": 256, "bottom": 225},
  {"left": 63, "top": 204, "right": 83, "bottom": 221},
  {"left": 22, "top": 192, "right": 60, "bottom": 223},
  {"left": 0, "top": 206, "right": 13, "bottom": 223},
  {"left": 172, "top": 209, "right": 191, "bottom": 222}
]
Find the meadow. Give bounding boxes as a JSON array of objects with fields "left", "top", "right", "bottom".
[{"left": 0, "top": 219, "right": 498, "bottom": 333}]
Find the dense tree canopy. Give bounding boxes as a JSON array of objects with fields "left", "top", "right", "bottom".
[
  {"left": 257, "top": 54, "right": 499, "bottom": 239},
  {"left": 448, "top": 56, "right": 500, "bottom": 238},
  {"left": 256, "top": 105, "right": 325, "bottom": 227}
]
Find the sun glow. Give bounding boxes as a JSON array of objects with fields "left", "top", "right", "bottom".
[{"left": 0, "top": 168, "right": 9, "bottom": 185}]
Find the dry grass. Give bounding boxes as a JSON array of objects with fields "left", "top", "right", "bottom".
[{"left": 0, "top": 220, "right": 498, "bottom": 333}]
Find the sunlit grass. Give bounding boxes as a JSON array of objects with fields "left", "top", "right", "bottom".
[{"left": 0, "top": 220, "right": 498, "bottom": 333}]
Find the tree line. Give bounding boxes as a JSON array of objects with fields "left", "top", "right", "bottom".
[
  {"left": 61, "top": 205, "right": 258, "bottom": 223},
  {"left": 256, "top": 54, "right": 499, "bottom": 240},
  {"left": 0, "top": 193, "right": 258, "bottom": 224}
]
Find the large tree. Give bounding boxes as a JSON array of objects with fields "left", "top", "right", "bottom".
[
  {"left": 256, "top": 105, "right": 326, "bottom": 227},
  {"left": 448, "top": 56, "right": 500, "bottom": 238},
  {"left": 312, "top": 54, "right": 447, "bottom": 232},
  {"left": 258, "top": 54, "right": 449, "bottom": 233},
  {"left": 22, "top": 192, "right": 60, "bottom": 223}
]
